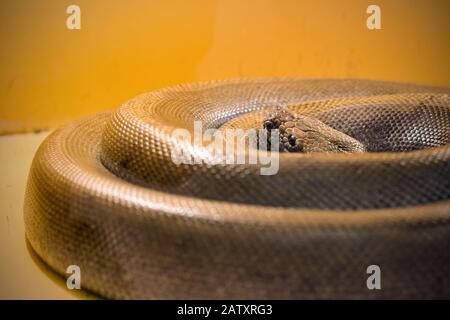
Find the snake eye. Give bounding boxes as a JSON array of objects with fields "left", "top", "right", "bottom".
[{"left": 264, "top": 120, "right": 274, "bottom": 129}]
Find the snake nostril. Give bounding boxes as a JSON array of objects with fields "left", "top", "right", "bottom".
[{"left": 288, "top": 134, "right": 296, "bottom": 145}]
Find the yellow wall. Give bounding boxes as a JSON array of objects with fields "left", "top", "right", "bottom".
[{"left": 1, "top": 0, "right": 449, "bottom": 133}]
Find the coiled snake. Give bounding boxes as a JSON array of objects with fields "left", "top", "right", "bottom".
[{"left": 24, "top": 79, "right": 450, "bottom": 299}]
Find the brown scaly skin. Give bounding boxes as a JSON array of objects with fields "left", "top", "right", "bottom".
[{"left": 263, "top": 107, "right": 366, "bottom": 153}]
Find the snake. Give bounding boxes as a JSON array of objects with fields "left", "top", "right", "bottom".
[{"left": 24, "top": 78, "right": 450, "bottom": 299}]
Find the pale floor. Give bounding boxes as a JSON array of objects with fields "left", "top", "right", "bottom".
[{"left": 0, "top": 132, "right": 95, "bottom": 299}]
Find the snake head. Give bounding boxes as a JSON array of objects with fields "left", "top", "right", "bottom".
[{"left": 263, "top": 107, "right": 366, "bottom": 153}]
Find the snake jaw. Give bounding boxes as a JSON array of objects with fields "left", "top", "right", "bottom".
[{"left": 263, "top": 107, "right": 366, "bottom": 153}]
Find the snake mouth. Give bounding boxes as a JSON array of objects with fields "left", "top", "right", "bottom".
[{"left": 23, "top": 79, "right": 450, "bottom": 299}]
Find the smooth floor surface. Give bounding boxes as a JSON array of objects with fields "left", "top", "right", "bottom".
[{"left": 0, "top": 132, "right": 95, "bottom": 299}]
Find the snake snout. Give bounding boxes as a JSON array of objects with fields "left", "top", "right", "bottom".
[{"left": 261, "top": 107, "right": 365, "bottom": 153}]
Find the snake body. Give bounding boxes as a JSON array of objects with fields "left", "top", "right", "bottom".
[{"left": 24, "top": 79, "right": 450, "bottom": 299}]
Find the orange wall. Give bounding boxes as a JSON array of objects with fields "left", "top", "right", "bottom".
[{"left": 1, "top": 0, "right": 449, "bottom": 133}]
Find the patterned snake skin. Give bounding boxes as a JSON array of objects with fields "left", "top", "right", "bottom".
[{"left": 24, "top": 79, "right": 450, "bottom": 299}]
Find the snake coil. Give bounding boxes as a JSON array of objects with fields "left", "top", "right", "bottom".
[{"left": 24, "top": 79, "right": 450, "bottom": 299}]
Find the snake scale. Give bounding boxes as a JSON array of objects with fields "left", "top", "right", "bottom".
[{"left": 24, "top": 79, "right": 450, "bottom": 299}]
